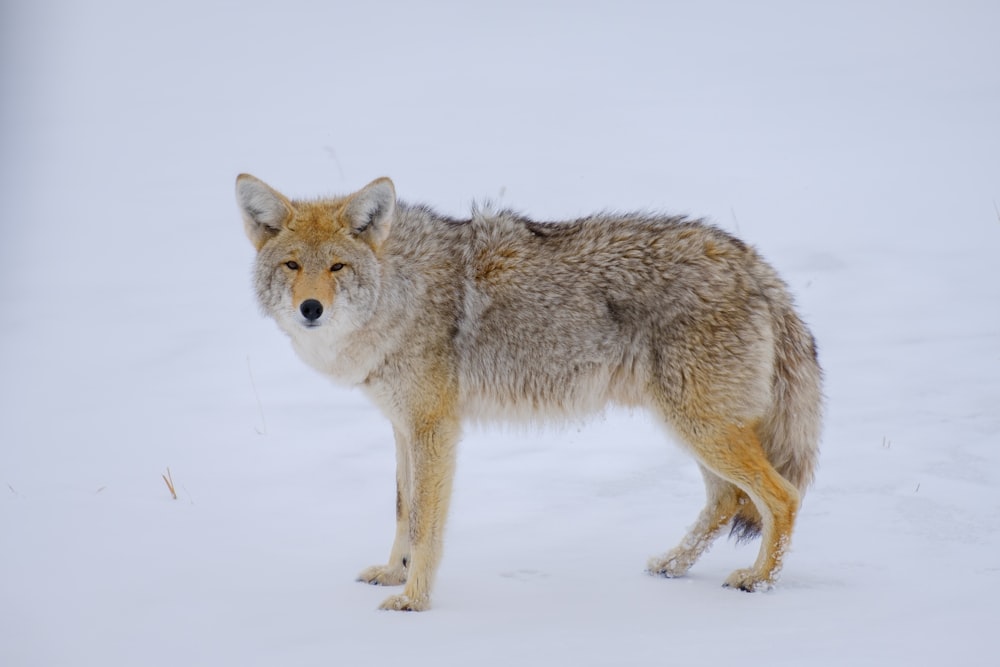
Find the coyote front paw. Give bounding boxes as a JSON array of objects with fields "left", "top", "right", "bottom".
[
  {"left": 357, "top": 564, "right": 407, "bottom": 586},
  {"left": 723, "top": 568, "right": 773, "bottom": 592},
  {"left": 378, "top": 593, "right": 429, "bottom": 612}
]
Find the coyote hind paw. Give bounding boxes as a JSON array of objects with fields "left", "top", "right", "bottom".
[
  {"left": 379, "top": 593, "right": 429, "bottom": 612},
  {"left": 357, "top": 564, "right": 407, "bottom": 587},
  {"left": 646, "top": 551, "right": 694, "bottom": 578},
  {"left": 722, "top": 568, "right": 773, "bottom": 592}
]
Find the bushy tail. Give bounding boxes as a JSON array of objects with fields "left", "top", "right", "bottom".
[
  {"left": 732, "top": 290, "right": 823, "bottom": 541},
  {"left": 761, "top": 307, "right": 823, "bottom": 493}
]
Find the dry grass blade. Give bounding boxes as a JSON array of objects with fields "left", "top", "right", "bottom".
[{"left": 162, "top": 468, "right": 177, "bottom": 500}]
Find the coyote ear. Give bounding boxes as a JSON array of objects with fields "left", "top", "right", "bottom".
[
  {"left": 236, "top": 174, "right": 294, "bottom": 250},
  {"left": 345, "top": 177, "right": 395, "bottom": 248}
]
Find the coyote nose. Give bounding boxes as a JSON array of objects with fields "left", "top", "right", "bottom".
[{"left": 300, "top": 299, "right": 323, "bottom": 322}]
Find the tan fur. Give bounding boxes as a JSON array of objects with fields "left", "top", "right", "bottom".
[{"left": 236, "top": 174, "right": 823, "bottom": 610}]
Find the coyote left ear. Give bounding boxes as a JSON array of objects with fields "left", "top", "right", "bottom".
[{"left": 345, "top": 177, "right": 395, "bottom": 248}]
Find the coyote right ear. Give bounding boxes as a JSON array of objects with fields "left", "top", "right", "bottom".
[{"left": 236, "top": 174, "right": 294, "bottom": 250}]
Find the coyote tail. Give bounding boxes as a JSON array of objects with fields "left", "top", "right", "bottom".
[{"left": 732, "top": 288, "right": 823, "bottom": 542}]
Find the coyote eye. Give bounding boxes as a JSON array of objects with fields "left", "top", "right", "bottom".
[
  {"left": 284, "top": 261, "right": 299, "bottom": 270},
  {"left": 330, "top": 263, "right": 345, "bottom": 272}
]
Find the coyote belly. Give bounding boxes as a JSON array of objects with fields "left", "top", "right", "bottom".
[{"left": 236, "top": 174, "right": 823, "bottom": 611}]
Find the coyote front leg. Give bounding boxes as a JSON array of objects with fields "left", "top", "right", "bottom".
[
  {"left": 357, "top": 426, "right": 412, "bottom": 586},
  {"left": 378, "top": 409, "right": 460, "bottom": 611}
]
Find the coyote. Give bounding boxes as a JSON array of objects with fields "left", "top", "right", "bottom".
[{"left": 237, "top": 174, "right": 822, "bottom": 611}]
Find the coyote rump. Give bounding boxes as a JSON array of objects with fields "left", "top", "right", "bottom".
[{"left": 237, "top": 174, "right": 822, "bottom": 611}]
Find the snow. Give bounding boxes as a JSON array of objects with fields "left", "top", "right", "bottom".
[{"left": 2, "top": 1, "right": 998, "bottom": 665}]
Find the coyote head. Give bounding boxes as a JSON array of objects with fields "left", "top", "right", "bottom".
[{"left": 236, "top": 175, "right": 395, "bottom": 336}]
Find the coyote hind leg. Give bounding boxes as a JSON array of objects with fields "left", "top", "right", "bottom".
[
  {"left": 675, "top": 421, "right": 799, "bottom": 591},
  {"left": 647, "top": 466, "right": 742, "bottom": 578}
]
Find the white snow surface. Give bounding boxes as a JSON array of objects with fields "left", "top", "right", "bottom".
[{"left": 2, "top": 1, "right": 999, "bottom": 665}]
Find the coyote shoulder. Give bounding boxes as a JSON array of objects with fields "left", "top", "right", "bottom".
[{"left": 237, "top": 174, "right": 822, "bottom": 611}]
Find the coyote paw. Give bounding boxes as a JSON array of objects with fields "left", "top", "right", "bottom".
[
  {"left": 646, "top": 550, "right": 694, "bottom": 578},
  {"left": 357, "top": 564, "right": 407, "bottom": 587},
  {"left": 378, "top": 593, "right": 429, "bottom": 612},
  {"left": 723, "top": 568, "right": 773, "bottom": 592}
]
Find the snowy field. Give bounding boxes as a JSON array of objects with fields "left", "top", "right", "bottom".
[{"left": 2, "top": 1, "right": 999, "bottom": 665}]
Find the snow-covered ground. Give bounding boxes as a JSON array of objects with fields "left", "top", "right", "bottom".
[{"left": 2, "top": 1, "right": 998, "bottom": 665}]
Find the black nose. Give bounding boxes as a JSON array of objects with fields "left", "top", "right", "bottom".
[{"left": 300, "top": 299, "right": 323, "bottom": 321}]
